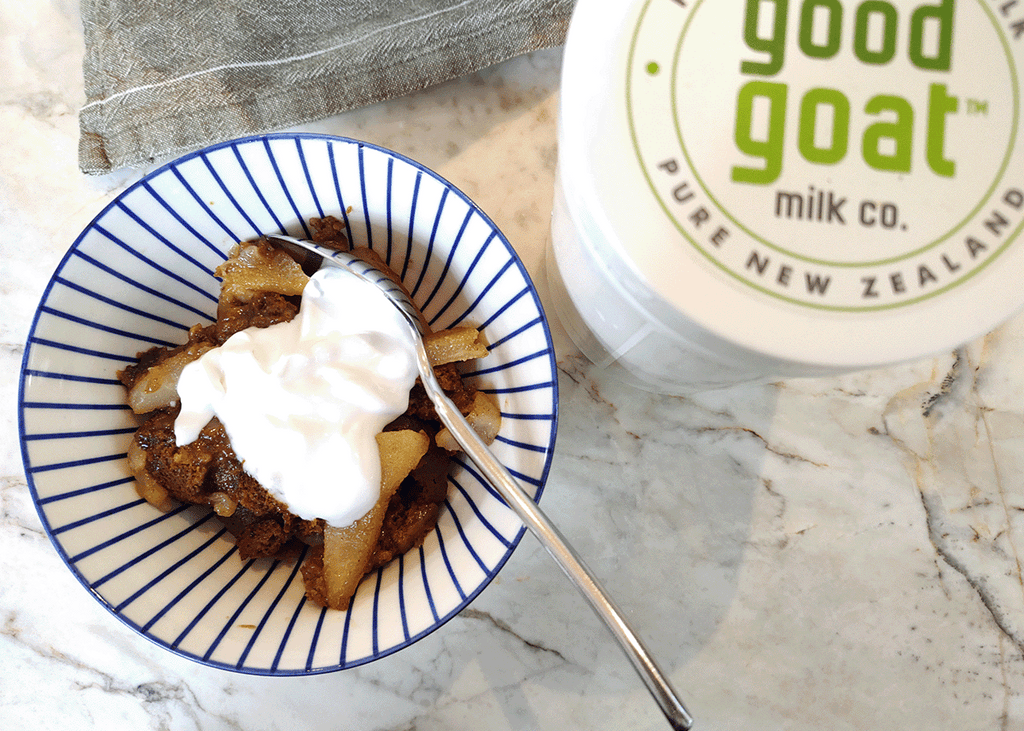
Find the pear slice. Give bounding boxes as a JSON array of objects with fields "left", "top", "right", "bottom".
[
  {"left": 434, "top": 391, "right": 501, "bottom": 452},
  {"left": 321, "top": 429, "right": 429, "bottom": 610},
  {"left": 423, "top": 326, "right": 488, "bottom": 366}
]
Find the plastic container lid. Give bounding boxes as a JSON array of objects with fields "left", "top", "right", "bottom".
[{"left": 557, "top": 0, "right": 1024, "bottom": 373}]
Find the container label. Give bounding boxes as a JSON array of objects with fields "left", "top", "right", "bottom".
[{"left": 627, "top": 0, "right": 1024, "bottom": 310}]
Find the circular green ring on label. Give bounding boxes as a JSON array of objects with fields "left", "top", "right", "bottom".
[
  {"left": 626, "top": 0, "right": 1023, "bottom": 313},
  {"left": 671, "top": 0, "right": 1019, "bottom": 270}
]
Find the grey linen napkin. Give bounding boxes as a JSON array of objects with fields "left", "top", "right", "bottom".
[{"left": 79, "top": 0, "right": 574, "bottom": 174}]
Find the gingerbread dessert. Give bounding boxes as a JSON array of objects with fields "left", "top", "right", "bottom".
[{"left": 118, "top": 216, "right": 500, "bottom": 610}]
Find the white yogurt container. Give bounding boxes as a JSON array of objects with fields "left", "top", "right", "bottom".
[{"left": 548, "top": 0, "right": 1024, "bottom": 393}]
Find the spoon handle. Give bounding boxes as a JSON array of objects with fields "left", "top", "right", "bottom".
[{"left": 419, "top": 357, "right": 695, "bottom": 730}]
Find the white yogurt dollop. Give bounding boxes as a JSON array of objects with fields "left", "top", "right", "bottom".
[{"left": 174, "top": 266, "right": 420, "bottom": 528}]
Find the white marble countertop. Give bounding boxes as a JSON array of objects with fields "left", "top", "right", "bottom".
[{"left": 3, "top": 2, "right": 1024, "bottom": 730}]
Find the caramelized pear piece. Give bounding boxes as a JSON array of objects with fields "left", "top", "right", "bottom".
[{"left": 321, "top": 429, "right": 429, "bottom": 610}]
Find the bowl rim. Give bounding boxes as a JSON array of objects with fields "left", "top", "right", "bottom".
[{"left": 18, "top": 132, "right": 560, "bottom": 674}]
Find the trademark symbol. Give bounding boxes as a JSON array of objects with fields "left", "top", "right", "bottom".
[{"left": 966, "top": 99, "right": 989, "bottom": 115}]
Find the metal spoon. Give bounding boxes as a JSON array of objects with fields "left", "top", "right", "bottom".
[{"left": 266, "top": 235, "right": 695, "bottom": 730}]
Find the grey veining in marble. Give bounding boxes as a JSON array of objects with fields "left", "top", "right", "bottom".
[{"left": 3, "top": 1, "right": 1024, "bottom": 729}]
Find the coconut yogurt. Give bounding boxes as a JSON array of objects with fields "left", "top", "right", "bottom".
[
  {"left": 174, "top": 266, "right": 420, "bottom": 528},
  {"left": 548, "top": 0, "right": 1024, "bottom": 393}
]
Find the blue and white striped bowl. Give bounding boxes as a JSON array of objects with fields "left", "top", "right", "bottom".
[{"left": 18, "top": 134, "right": 558, "bottom": 674}]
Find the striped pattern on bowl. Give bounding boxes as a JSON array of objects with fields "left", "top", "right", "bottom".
[{"left": 18, "top": 134, "right": 558, "bottom": 674}]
